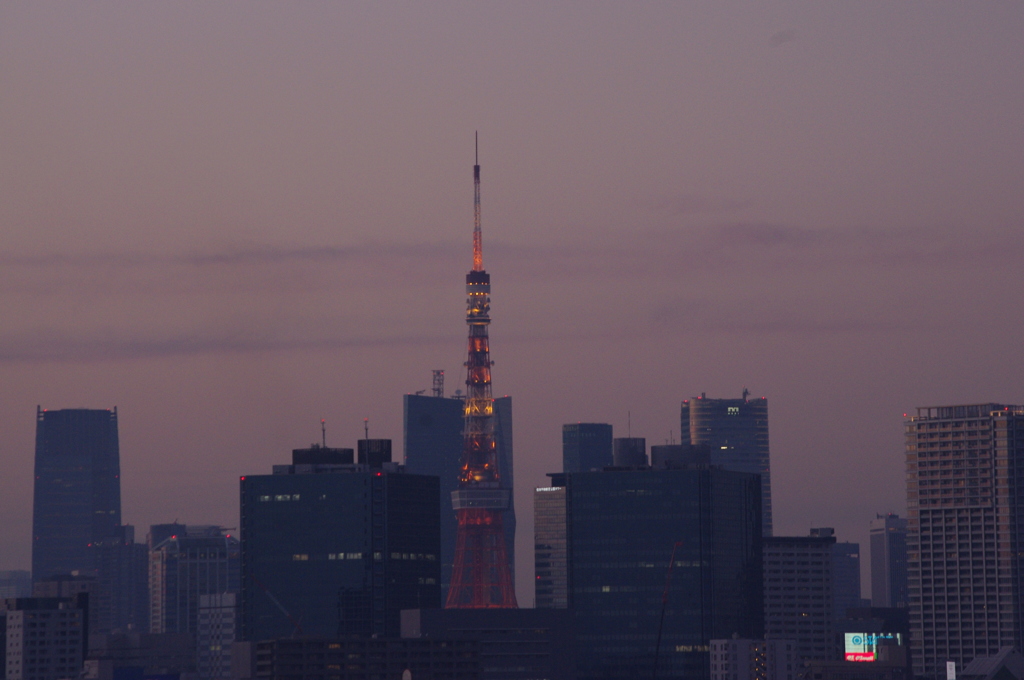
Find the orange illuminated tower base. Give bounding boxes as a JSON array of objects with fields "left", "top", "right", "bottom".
[{"left": 446, "top": 508, "right": 517, "bottom": 608}]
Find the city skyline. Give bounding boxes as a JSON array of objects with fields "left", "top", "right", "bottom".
[{"left": 1, "top": 3, "right": 1023, "bottom": 604}]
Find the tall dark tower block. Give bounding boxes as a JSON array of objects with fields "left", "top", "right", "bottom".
[
  {"left": 869, "top": 513, "right": 908, "bottom": 608},
  {"left": 240, "top": 456, "right": 440, "bottom": 640},
  {"left": 32, "top": 407, "right": 121, "bottom": 581},
  {"left": 612, "top": 437, "right": 647, "bottom": 467},
  {"left": 683, "top": 393, "right": 773, "bottom": 536},
  {"left": 562, "top": 423, "right": 613, "bottom": 473},
  {"left": 446, "top": 138, "right": 518, "bottom": 609},
  {"left": 554, "top": 466, "right": 763, "bottom": 680},
  {"left": 404, "top": 393, "right": 516, "bottom": 601}
]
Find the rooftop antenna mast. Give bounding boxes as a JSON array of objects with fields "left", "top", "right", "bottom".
[
  {"left": 432, "top": 370, "right": 445, "bottom": 398},
  {"left": 363, "top": 418, "right": 369, "bottom": 441},
  {"left": 321, "top": 419, "right": 326, "bottom": 448}
]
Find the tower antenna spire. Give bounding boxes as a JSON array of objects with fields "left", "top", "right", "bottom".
[{"left": 472, "top": 132, "right": 483, "bottom": 272}]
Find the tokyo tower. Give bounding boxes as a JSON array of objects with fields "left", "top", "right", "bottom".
[{"left": 445, "top": 136, "right": 518, "bottom": 608}]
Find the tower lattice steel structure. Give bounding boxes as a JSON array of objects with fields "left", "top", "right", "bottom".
[{"left": 446, "top": 136, "right": 518, "bottom": 609}]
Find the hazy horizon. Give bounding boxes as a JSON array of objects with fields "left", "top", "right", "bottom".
[{"left": 2, "top": 3, "right": 1023, "bottom": 602}]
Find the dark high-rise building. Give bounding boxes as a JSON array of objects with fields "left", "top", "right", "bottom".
[
  {"left": 683, "top": 393, "right": 773, "bottom": 536},
  {"left": 905, "top": 404, "right": 1024, "bottom": 679},
  {"left": 88, "top": 525, "right": 148, "bottom": 635},
  {"left": 651, "top": 443, "right": 712, "bottom": 468},
  {"left": 32, "top": 407, "right": 121, "bottom": 581},
  {"left": 562, "top": 423, "right": 613, "bottom": 473},
  {"left": 357, "top": 438, "right": 392, "bottom": 467},
  {"left": 402, "top": 393, "right": 515, "bottom": 601},
  {"left": 764, "top": 531, "right": 836, "bottom": 662},
  {"left": 0, "top": 571, "right": 32, "bottom": 598},
  {"left": 831, "top": 536, "right": 865, "bottom": 623},
  {"left": 240, "top": 450, "right": 441, "bottom": 641},
  {"left": 611, "top": 436, "right": 647, "bottom": 467},
  {"left": 870, "top": 513, "right": 908, "bottom": 609},
  {"left": 149, "top": 525, "right": 239, "bottom": 636},
  {"left": 548, "top": 466, "right": 763, "bottom": 680}
]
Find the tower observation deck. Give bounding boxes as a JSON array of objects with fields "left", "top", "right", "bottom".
[{"left": 445, "top": 137, "right": 518, "bottom": 609}]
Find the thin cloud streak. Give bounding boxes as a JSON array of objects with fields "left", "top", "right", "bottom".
[
  {"left": 0, "top": 329, "right": 454, "bottom": 365},
  {"left": 649, "top": 299, "right": 933, "bottom": 336},
  {"left": 0, "top": 242, "right": 459, "bottom": 270},
  {"left": 1, "top": 225, "right": 1018, "bottom": 280}
]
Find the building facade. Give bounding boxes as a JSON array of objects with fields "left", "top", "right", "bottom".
[
  {"left": 0, "top": 572, "right": 32, "bottom": 599},
  {"left": 196, "top": 592, "right": 236, "bottom": 680},
  {"left": 149, "top": 526, "right": 240, "bottom": 636},
  {"left": 683, "top": 394, "right": 773, "bottom": 536},
  {"left": 556, "top": 466, "right": 763, "bottom": 680},
  {"left": 240, "top": 452, "right": 441, "bottom": 641},
  {"left": 611, "top": 437, "right": 647, "bottom": 467},
  {"left": 562, "top": 423, "right": 613, "bottom": 473},
  {"left": 401, "top": 608, "right": 576, "bottom": 680},
  {"left": 253, "top": 637, "right": 480, "bottom": 680},
  {"left": 710, "top": 638, "right": 799, "bottom": 680},
  {"left": 832, "top": 537, "right": 865, "bottom": 623},
  {"left": 905, "top": 404, "right": 1024, "bottom": 679},
  {"left": 2, "top": 596, "right": 88, "bottom": 680},
  {"left": 534, "top": 485, "right": 568, "bottom": 609},
  {"left": 764, "top": 532, "right": 836, "bottom": 662},
  {"left": 32, "top": 407, "right": 121, "bottom": 581},
  {"left": 869, "top": 514, "right": 908, "bottom": 609},
  {"left": 402, "top": 393, "right": 515, "bottom": 600},
  {"left": 89, "top": 524, "right": 149, "bottom": 635}
]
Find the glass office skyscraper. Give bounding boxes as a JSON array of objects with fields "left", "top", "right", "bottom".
[
  {"left": 150, "top": 525, "right": 240, "bottom": 636},
  {"left": 683, "top": 394, "right": 772, "bottom": 536},
  {"left": 562, "top": 423, "right": 613, "bottom": 473},
  {"left": 32, "top": 407, "right": 121, "bottom": 581},
  {"left": 545, "top": 466, "right": 763, "bottom": 680},
  {"left": 870, "top": 513, "right": 908, "bottom": 608},
  {"left": 240, "top": 453, "right": 441, "bottom": 640}
]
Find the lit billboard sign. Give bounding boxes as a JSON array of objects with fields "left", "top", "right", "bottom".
[{"left": 844, "top": 633, "right": 902, "bottom": 662}]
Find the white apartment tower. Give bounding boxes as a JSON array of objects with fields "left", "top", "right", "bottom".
[{"left": 906, "top": 404, "right": 1024, "bottom": 679}]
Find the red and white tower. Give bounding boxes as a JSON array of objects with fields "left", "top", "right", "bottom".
[{"left": 445, "top": 136, "right": 518, "bottom": 609}]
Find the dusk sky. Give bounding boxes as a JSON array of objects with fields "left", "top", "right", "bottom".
[{"left": 2, "top": 3, "right": 1022, "bottom": 602}]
